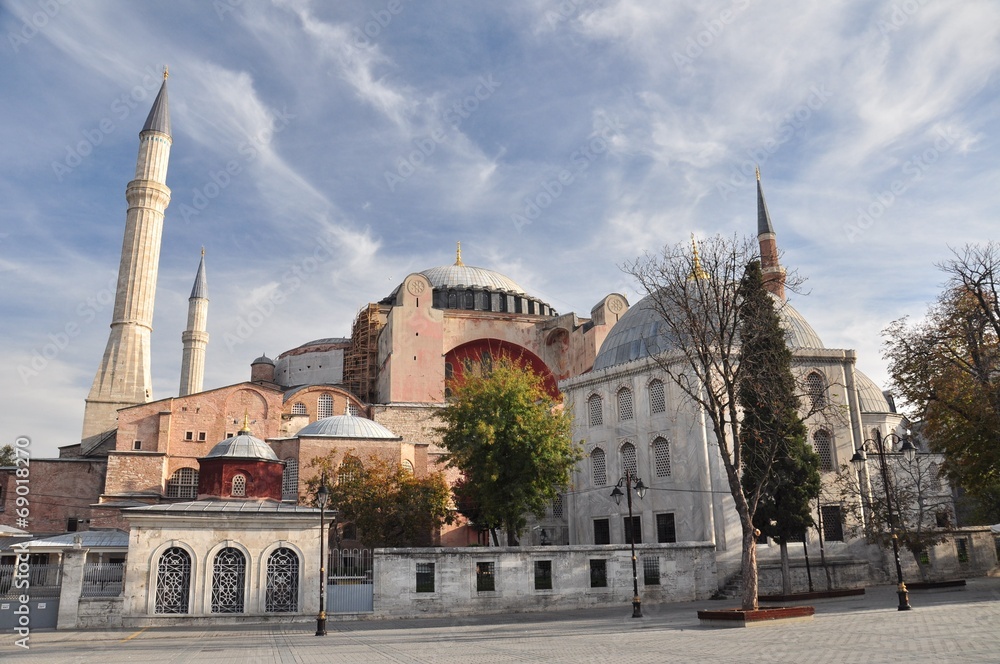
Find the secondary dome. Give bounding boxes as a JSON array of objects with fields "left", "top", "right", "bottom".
[
  {"left": 855, "top": 370, "right": 892, "bottom": 413},
  {"left": 204, "top": 429, "right": 278, "bottom": 461},
  {"left": 419, "top": 264, "right": 526, "bottom": 294},
  {"left": 593, "top": 293, "right": 825, "bottom": 372},
  {"left": 297, "top": 415, "right": 400, "bottom": 439}
]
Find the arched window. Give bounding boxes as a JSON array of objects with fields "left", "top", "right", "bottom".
[
  {"left": 448, "top": 290, "right": 458, "bottom": 308},
  {"left": 401, "top": 459, "right": 414, "bottom": 474},
  {"left": 929, "top": 463, "right": 942, "bottom": 491},
  {"left": 155, "top": 547, "right": 191, "bottom": 614},
  {"left": 464, "top": 290, "right": 475, "bottom": 309},
  {"left": 231, "top": 474, "right": 247, "bottom": 497},
  {"left": 813, "top": 429, "right": 834, "bottom": 471},
  {"left": 265, "top": 547, "right": 299, "bottom": 612},
  {"left": 211, "top": 547, "right": 246, "bottom": 614},
  {"left": 282, "top": 458, "right": 299, "bottom": 501},
  {"left": 617, "top": 387, "right": 634, "bottom": 421},
  {"left": 591, "top": 447, "right": 607, "bottom": 486},
  {"left": 806, "top": 372, "right": 826, "bottom": 409},
  {"left": 291, "top": 402, "right": 307, "bottom": 415},
  {"left": 317, "top": 393, "right": 333, "bottom": 419},
  {"left": 653, "top": 437, "right": 671, "bottom": 477},
  {"left": 588, "top": 394, "right": 603, "bottom": 426},
  {"left": 338, "top": 457, "right": 363, "bottom": 485},
  {"left": 166, "top": 467, "right": 198, "bottom": 499},
  {"left": 621, "top": 442, "right": 637, "bottom": 477},
  {"left": 649, "top": 379, "right": 666, "bottom": 414}
]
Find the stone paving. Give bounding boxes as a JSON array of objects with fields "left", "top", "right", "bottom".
[{"left": 4, "top": 579, "right": 999, "bottom": 663}]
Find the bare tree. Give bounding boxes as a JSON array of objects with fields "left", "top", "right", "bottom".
[{"left": 623, "top": 234, "right": 803, "bottom": 611}]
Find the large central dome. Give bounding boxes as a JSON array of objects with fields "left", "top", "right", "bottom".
[
  {"left": 419, "top": 265, "right": 526, "bottom": 294},
  {"left": 593, "top": 293, "right": 825, "bottom": 372}
]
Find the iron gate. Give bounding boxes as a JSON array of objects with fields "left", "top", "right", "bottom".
[{"left": 327, "top": 548, "right": 373, "bottom": 614}]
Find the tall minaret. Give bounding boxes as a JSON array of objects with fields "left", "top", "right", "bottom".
[
  {"left": 179, "top": 249, "right": 209, "bottom": 396},
  {"left": 756, "top": 167, "right": 786, "bottom": 300},
  {"left": 82, "top": 69, "right": 172, "bottom": 444}
]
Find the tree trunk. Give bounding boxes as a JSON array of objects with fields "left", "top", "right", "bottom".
[
  {"left": 505, "top": 523, "right": 519, "bottom": 546},
  {"left": 779, "top": 541, "right": 791, "bottom": 596},
  {"left": 912, "top": 549, "right": 930, "bottom": 581},
  {"left": 490, "top": 528, "right": 500, "bottom": 547},
  {"left": 741, "top": 527, "right": 759, "bottom": 611}
]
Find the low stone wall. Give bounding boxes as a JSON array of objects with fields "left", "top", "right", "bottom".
[
  {"left": 77, "top": 598, "right": 123, "bottom": 629},
  {"left": 757, "top": 559, "right": 869, "bottom": 595},
  {"left": 373, "top": 542, "right": 717, "bottom": 619}
]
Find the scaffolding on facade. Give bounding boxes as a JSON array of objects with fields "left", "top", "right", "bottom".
[{"left": 344, "top": 303, "right": 384, "bottom": 404}]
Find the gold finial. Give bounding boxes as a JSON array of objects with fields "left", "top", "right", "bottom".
[
  {"left": 240, "top": 411, "right": 251, "bottom": 434},
  {"left": 201, "top": 246, "right": 205, "bottom": 257},
  {"left": 455, "top": 241, "right": 464, "bottom": 266},
  {"left": 689, "top": 234, "right": 709, "bottom": 280},
  {"left": 163, "top": 66, "right": 169, "bottom": 81},
  {"left": 755, "top": 164, "right": 761, "bottom": 181}
]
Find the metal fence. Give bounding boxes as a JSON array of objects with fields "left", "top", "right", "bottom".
[
  {"left": 0, "top": 563, "right": 62, "bottom": 599},
  {"left": 82, "top": 562, "right": 125, "bottom": 598}
]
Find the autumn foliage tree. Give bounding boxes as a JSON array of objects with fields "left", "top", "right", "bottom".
[
  {"left": 304, "top": 451, "right": 452, "bottom": 548},
  {"left": 437, "top": 356, "right": 579, "bottom": 546}
]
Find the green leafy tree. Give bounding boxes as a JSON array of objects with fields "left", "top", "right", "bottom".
[
  {"left": 0, "top": 445, "right": 15, "bottom": 467},
  {"left": 739, "top": 261, "right": 821, "bottom": 595},
  {"left": 304, "top": 451, "right": 453, "bottom": 548},
  {"left": 884, "top": 242, "right": 1000, "bottom": 522},
  {"left": 438, "top": 356, "right": 579, "bottom": 545}
]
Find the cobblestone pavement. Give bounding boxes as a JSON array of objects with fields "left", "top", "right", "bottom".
[{"left": 5, "top": 579, "right": 999, "bottom": 663}]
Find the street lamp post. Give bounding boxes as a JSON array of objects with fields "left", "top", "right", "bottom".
[
  {"left": 610, "top": 471, "right": 647, "bottom": 618},
  {"left": 850, "top": 429, "right": 917, "bottom": 612},
  {"left": 316, "top": 473, "right": 330, "bottom": 636}
]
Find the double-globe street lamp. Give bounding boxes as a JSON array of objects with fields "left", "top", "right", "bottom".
[
  {"left": 850, "top": 429, "right": 917, "bottom": 612},
  {"left": 610, "top": 471, "right": 647, "bottom": 618},
  {"left": 316, "top": 474, "right": 330, "bottom": 636}
]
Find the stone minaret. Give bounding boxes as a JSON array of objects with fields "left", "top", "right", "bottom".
[
  {"left": 82, "top": 70, "right": 172, "bottom": 444},
  {"left": 756, "top": 167, "right": 786, "bottom": 300},
  {"left": 179, "top": 249, "right": 209, "bottom": 396}
]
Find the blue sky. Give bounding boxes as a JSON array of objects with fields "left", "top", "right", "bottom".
[{"left": 2, "top": 0, "right": 998, "bottom": 458}]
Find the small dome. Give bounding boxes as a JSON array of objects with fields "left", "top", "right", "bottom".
[
  {"left": 420, "top": 265, "right": 526, "bottom": 294},
  {"left": 297, "top": 415, "right": 399, "bottom": 439},
  {"left": 204, "top": 430, "right": 278, "bottom": 461},
  {"left": 251, "top": 354, "right": 274, "bottom": 366},
  {"left": 593, "top": 292, "right": 825, "bottom": 372},
  {"left": 855, "top": 370, "right": 892, "bottom": 413}
]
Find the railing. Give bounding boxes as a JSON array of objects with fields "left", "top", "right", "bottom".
[
  {"left": 328, "top": 548, "right": 372, "bottom": 580},
  {"left": 81, "top": 562, "right": 125, "bottom": 598},
  {"left": 0, "top": 563, "right": 62, "bottom": 599}
]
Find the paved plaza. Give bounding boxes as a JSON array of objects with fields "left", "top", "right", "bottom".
[{"left": 4, "top": 579, "right": 999, "bottom": 663}]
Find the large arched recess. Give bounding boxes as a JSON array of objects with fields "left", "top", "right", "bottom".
[{"left": 445, "top": 339, "right": 559, "bottom": 398}]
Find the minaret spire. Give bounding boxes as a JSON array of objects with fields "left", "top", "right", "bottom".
[
  {"left": 82, "top": 71, "right": 173, "bottom": 444},
  {"left": 755, "top": 168, "right": 786, "bottom": 300},
  {"left": 179, "top": 249, "right": 209, "bottom": 396}
]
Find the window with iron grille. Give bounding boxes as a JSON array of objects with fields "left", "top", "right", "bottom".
[
  {"left": 820, "top": 505, "right": 844, "bottom": 541},
  {"left": 653, "top": 437, "right": 671, "bottom": 477},
  {"left": 552, "top": 493, "right": 563, "bottom": 518},
  {"left": 591, "top": 447, "right": 607, "bottom": 486},
  {"left": 649, "top": 379, "right": 666, "bottom": 414},
  {"left": 588, "top": 394, "right": 603, "bottom": 426},
  {"left": 338, "top": 457, "right": 363, "bottom": 484},
  {"left": 402, "top": 459, "right": 414, "bottom": 474},
  {"left": 346, "top": 403, "right": 359, "bottom": 416},
  {"left": 656, "top": 513, "right": 677, "bottom": 543},
  {"left": 211, "top": 547, "right": 246, "bottom": 613},
  {"left": 416, "top": 563, "right": 435, "bottom": 592},
  {"left": 593, "top": 518, "right": 610, "bottom": 545},
  {"left": 621, "top": 442, "right": 637, "bottom": 477},
  {"left": 166, "top": 467, "right": 198, "bottom": 499},
  {"left": 642, "top": 556, "right": 660, "bottom": 585},
  {"left": 589, "top": 559, "right": 607, "bottom": 588},
  {"left": 476, "top": 561, "right": 495, "bottom": 592},
  {"left": 291, "top": 402, "right": 307, "bottom": 415},
  {"left": 813, "top": 430, "right": 834, "bottom": 471},
  {"left": 155, "top": 547, "right": 191, "bottom": 614},
  {"left": 957, "top": 538, "right": 970, "bottom": 564},
  {"left": 231, "top": 474, "right": 247, "bottom": 497},
  {"left": 806, "top": 372, "right": 826, "bottom": 408},
  {"left": 617, "top": 387, "right": 634, "bottom": 421},
  {"left": 317, "top": 393, "right": 333, "bottom": 418},
  {"left": 282, "top": 458, "right": 299, "bottom": 501},
  {"left": 624, "top": 516, "right": 642, "bottom": 544},
  {"left": 265, "top": 547, "right": 299, "bottom": 612},
  {"left": 534, "top": 560, "right": 552, "bottom": 590},
  {"left": 930, "top": 463, "right": 942, "bottom": 491}
]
